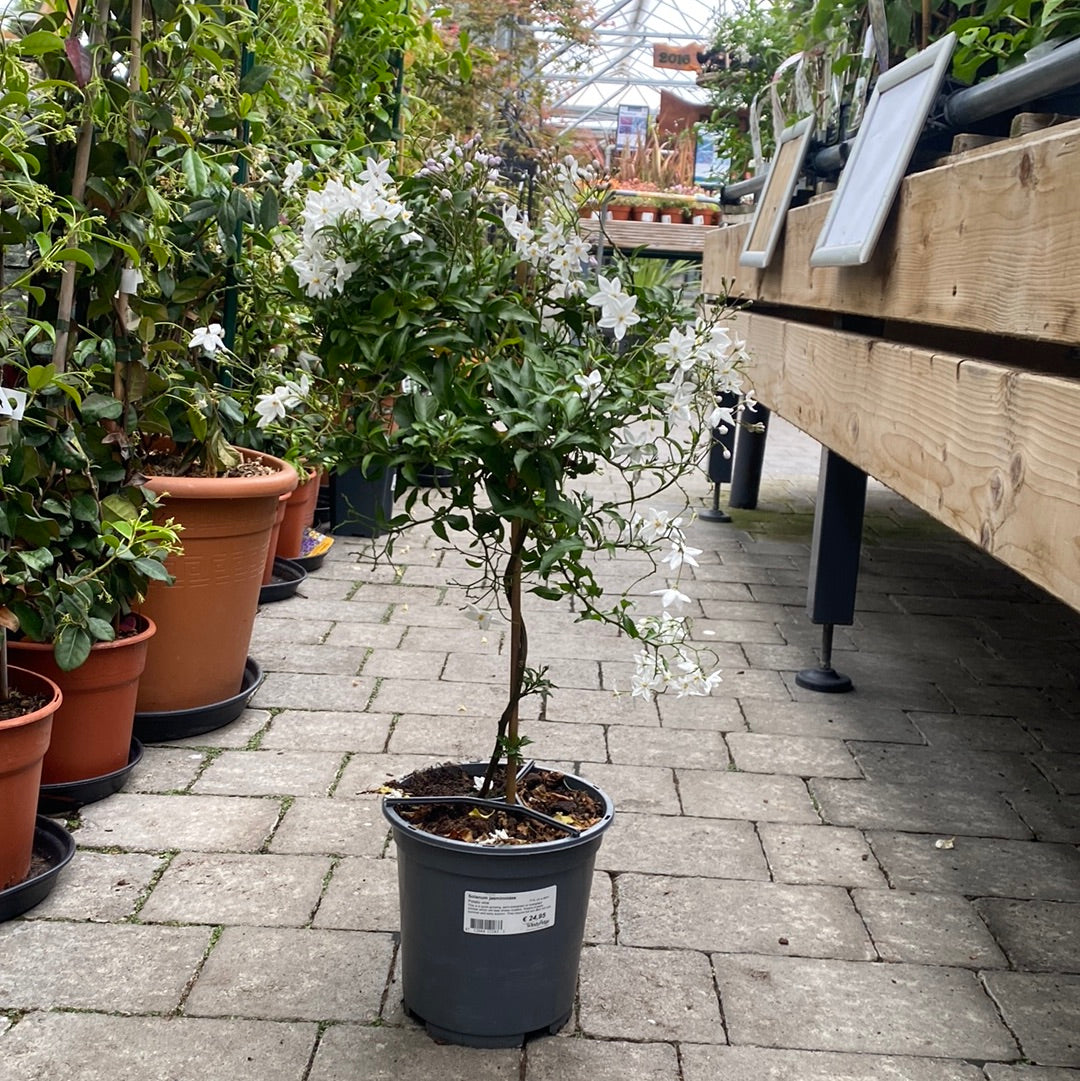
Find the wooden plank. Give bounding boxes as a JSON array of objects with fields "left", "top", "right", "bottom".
[
  {"left": 733, "top": 311, "right": 1080, "bottom": 612},
  {"left": 579, "top": 218, "right": 722, "bottom": 256},
  {"left": 704, "top": 120, "right": 1080, "bottom": 345}
]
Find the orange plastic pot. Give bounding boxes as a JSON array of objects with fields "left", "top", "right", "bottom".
[
  {"left": 276, "top": 469, "right": 319, "bottom": 560},
  {"left": 631, "top": 206, "right": 658, "bottom": 223},
  {"left": 659, "top": 206, "right": 685, "bottom": 224},
  {"left": 136, "top": 448, "right": 297, "bottom": 713},
  {"left": 605, "top": 204, "right": 631, "bottom": 221},
  {"left": 8, "top": 616, "right": 155, "bottom": 785},
  {"left": 0, "top": 667, "right": 61, "bottom": 889},
  {"left": 262, "top": 492, "right": 290, "bottom": 585}
]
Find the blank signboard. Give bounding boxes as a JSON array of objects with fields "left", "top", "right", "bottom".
[
  {"left": 810, "top": 32, "right": 956, "bottom": 267},
  {"left": 739, "top": 115, "right": 815, "bottom": 269}
]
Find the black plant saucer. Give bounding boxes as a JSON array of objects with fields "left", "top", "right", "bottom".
[
  {"left": 0, "top": 817, "right": 76, "bottom": 923},
  {"left": 38, "top": 739, "right": 144, "bottom": 815},
  {"left": 259, "top": 558, "right": 307, "bottom": 604},
  {"left": 132, "top": 657, "right": 265, "bottom": 743},
  {"left": 292, "top": 551, "right": 327, "bottom": 572}
]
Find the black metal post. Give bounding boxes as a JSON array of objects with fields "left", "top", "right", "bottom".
[
  {"left": 728, "top": 405, "right": 770, "bottom": 509},
  {"left": 795, "top": 446, "right": 867, "bottom": 693}
]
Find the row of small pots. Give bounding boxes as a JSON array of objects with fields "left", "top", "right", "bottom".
[{"left": 583, "top": 204, "right": 721, "bottom": 225}]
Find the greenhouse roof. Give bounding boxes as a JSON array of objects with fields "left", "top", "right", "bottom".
[{"left": 538, "top": 0, "right": 722, "bottom": 133}]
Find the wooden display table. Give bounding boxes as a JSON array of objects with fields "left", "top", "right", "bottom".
[{"left": 702, "top": 119, "right": 1080, "bottom": 613}]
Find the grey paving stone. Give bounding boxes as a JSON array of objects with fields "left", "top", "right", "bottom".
[
  {"left": 525, "top": 1035, "right": 678, "bottom": 1080},
  {"left": 868, "top": 831, "right": 1080, "bottom": 900},
  {"left": 853, "top": 889, "right": 1008, "bottom": 968},
  {"left": 0, "top": 922, "right": 209, "bottom": 1012},
  {"left": 680, "top": 1044, "right": 986, "bottom": 1081},
  {"left": 256, "top": 642, "right": 365, "bottom": 675},
  {"left": 849, "top": 743, "right": 1052, "bottom": 793},
  {"left": 713, "top": 953, "right": 1018, "bottom": 1059},
  {"left": 185, "top": 926, "right": 394, "bottom": 1021},
  {"left": 322, "top": 621, "right": 407, "bottom": 651},
  {"left": 130, "top": 745, "right": 209, "bottom": 792},
  {"left": 974, "top": 900, "right": 1080, "bottom": 973},
  {"left": 652, "top": 691, "right": 747, "bottom": 731},
  {"left": 388, "top": 715, "right": 603, "bottom": 763},
  {"left": 566, "top": 764, "right": 678, "bottom": 814},
  {"left": 0, "top": 1013, "right": 317, "bottom": 1081},
  {"left": 585, "top": 871, "right": 615, "bottom": 945},
  {"left": 308, "top": 1022, "right": 520, "bottom": 1081},
  {"left": 254, "top": 672, "right": 376, "bottom": 712},
  {"left": 741, "top": 699, "right": 924, "bottom": 743},
  {"left": 594, "top": 813, "right": 768, "bottom": 878},
  {"left": 910, "top": 712, "right": 1041, "bottom": 753},
  {"left": 677, "top": 617, "right": 787, "bottom": 644},
  {"left": 577, "top": 944, "right": 725, "bottom": 1041},
  {"left": 607, "top": 726, "right": 731, "bottom": 769},
  {"left": 678, "top": 769, "right": 820, "bottom": 823},
  {"left": 982, "top": 972, "right": 1080, "bottom": 1066},
  {"left": 191, "top": 749, "right": 345, "bottom": 797},
  {"left": 261, "top": 599, "right": 392, "bottom": 625},
  {"left": 269, "top": 796, "right": 389, "bottom": 857},
  {"left": 76, "top": 793, "right": 283, "bottom": 852},
  {"left": 544, "top": 686, "right": 660, "bottom": 727},
  {"left": 812, "top": 779, "right": 1031, "bottom": 838},
  {"left": 139, "top": 852, "right": 332, "bottom": 926},
  {"left": 250, "top": 617, "right": 334, "bottom": 649},
  {"left": 758, "top": 823, "right": 887, "bottom": 887},
  {"left": 373, "top": 678, "right": 516, "bottom": 717},
  {"left": 983, "top": 1068, "right": 1080, "bottom": 1081},
  {"left": 786, "top": 674, "right": 953, "bottom": 713},
  {"left": 259, "top": 710, "right": 393, "bottom": 752},
  {"left": 24, "top": 851, "right": 164, "bottom": 922},
  {"left": 312, "top": 856, "right": 400, "bottom": 931},
  {"left": 361, "top": 648, "right": 448, "bottom": 680},
  {"left": 617, "top": 874, "right": 873, "bottom": 959},
  {"left": 728, "top": 732, "right": 862, "bottom": 778},
  {"left": 1033, "top": 753, "right": 1080, "bottom": 796}
]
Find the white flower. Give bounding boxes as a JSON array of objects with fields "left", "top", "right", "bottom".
[
  {"left": 596, "top": 293, "right": 641, "bottom": 341},
  {"left": 282, "top": 159, "right": 304, "bottom": 193},
  {"left": 660, "top": 540, "right": 702, "bottom": 572},
  {"left": 651, "top": 585, "right": 692, "bottom": 610},
  {"left": 465, "top": 604, "right": 493, "bottom": 631},
  {"left": 586, "top": 273, "right": 628, "bottom": 311},
  {"left": 189, "top": 323, "right": 226, "bottom": 355},
  {"left": 634, "top": 509, "right": 683, "bottom": 544},
  {"left": 613, "top": 427, "right": 655, "bottom": 465},
  {"left": 573, "top": 369, "right": 605, "bottom": 404},
  {"left": 254, "top": 387, "right": 292, "bottom": 428},
  {"left": 629, "top": 652, "right": 670, "bottom": 702}
]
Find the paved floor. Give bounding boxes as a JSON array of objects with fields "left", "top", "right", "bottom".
[{"left": 2, "top": 418, "right": 1079, "bottom": 1080}]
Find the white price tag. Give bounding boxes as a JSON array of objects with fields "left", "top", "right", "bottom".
[{"left": 463, "top": 886, "right": 557, "bottom": 936}]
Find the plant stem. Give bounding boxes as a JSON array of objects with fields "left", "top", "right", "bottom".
[{"left": 52, "top": 0, "right": 113, "bottom": 372}]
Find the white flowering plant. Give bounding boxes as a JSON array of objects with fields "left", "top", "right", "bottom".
[{"left": 284, "top": 136, "right": 749, "bottom": 803}]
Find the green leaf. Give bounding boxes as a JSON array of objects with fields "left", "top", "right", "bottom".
[
  {"left": 69, "top": 492, "right": 99, "bottom": 522},
  {"left": 86, "top": 616, "right": 116, "bottom": 642},
  {"left": 18, "top": 30, "right": 66, "bottom": 55},
  {"left": 239, "top": 63, "right": 274, "bottom": 94},
  {"left": 181, "top": 148, "right": 210, "bottom": 195},
  {"left": 54, "top": 624, "right": 92, "bottom": 671},
  {"left": 18, "top": 547, "right": 54, "bottom": 573},
  {"left": 132, "top": 557, "right": 172, "bottom": 581},
  {"left": 79, "top": 392, "right": 123, "bottom": 422}
]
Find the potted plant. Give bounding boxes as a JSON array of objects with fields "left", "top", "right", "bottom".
[
  {"left": 284, "top": 138, "right": 748, "bottom": 1046},
  {"left": 0, "top": 365, "right": 182, "bottom": 802}
]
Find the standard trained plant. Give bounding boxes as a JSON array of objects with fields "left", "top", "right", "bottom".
[{"left": 283, "top": 138, "right": 749, "bottom": 808}]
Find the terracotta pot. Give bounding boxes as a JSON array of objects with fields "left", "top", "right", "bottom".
[
  {"left": 691, "top": 208, "right": 717, "bottom": 226},
  {"left": 276, "top": 469, "right": 320, "bottom": 560},
  {"left": 659, "top": 206, "right": 686, "bottom": 224},
  {"left": 0, "top": 667, "right": 61, "bottom": 889},
  {"left": 605, "top": 204, "right": 632, "bottom": 221},
  {"left": 631, "top": 206, "right": 658, "bottom": 223},
  {"left": 8, "top": 617, "right": 155, "bottom": 785},
  {"left": 262, "top": 491, "right": 290, "bottom": 585},
  {"left": 136, "top": 448, "right": 298, "bottom": 713}
]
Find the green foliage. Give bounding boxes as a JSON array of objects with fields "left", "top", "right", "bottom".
[{"left": 0, "top": 367, "right": 182, "bottom": 672}]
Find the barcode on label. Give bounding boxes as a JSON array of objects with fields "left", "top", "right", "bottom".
[{"left": 469, "top": 918, "right": 504, "bottom": 932}]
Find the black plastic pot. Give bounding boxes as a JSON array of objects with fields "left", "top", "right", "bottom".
[
  {"left": 382, "top": 765, "right": 614, "bottom": 1048},
  {"left": 328, "top": 465, "right": 395, "bottom": 537}
]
